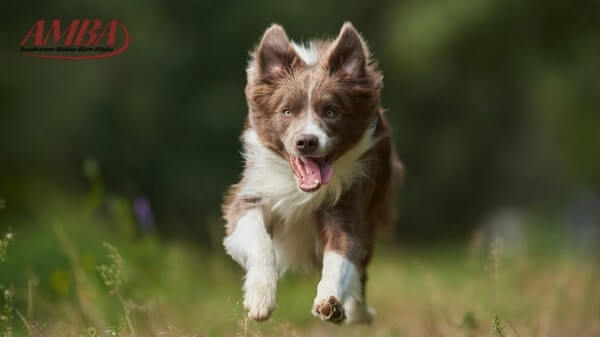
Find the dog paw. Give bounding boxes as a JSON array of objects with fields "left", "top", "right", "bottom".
[
  {"left": 243, "top": 282, "right": 276, "bottom": 322},
  {"left": 312, "top": 296, "right": 346, "bottom": 324}
]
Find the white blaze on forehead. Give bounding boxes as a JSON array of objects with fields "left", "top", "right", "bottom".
[
  {"left": 298, "top": 74, "right": 329, "bottom": 154},
  {"left": 286, "top": 41, "right": 330, "bottom": 155}
]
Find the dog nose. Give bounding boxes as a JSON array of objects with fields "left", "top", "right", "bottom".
[{"left": 295, "top": 134, "right": 319, "bottom": 155}]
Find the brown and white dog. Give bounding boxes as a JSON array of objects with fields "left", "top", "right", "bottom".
[{"left": 222, "top": 22, "right": 403, "bottom": 324}]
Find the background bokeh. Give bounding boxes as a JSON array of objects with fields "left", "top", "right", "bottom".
[{"left": 2, "top": 0, "right": 600, "bottom": 243}]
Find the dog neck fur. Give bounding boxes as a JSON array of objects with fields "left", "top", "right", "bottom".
[{"left": 240, "top": 121, "right": 377, "bottom": 224}]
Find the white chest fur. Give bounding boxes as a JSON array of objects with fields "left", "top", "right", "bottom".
[{"left": 238, "top": 127, "right": 375, "bottom": 273}]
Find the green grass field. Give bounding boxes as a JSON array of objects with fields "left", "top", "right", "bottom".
[{"left": 0, "top": 195, "right": 598, "bottom": 337}]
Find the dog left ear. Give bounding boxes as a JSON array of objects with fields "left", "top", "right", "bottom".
[
  {"left": 326, "top": 22, "right": 367, "bottom": 78},
  {"left": 255, "top": 24, "right": 300, "bottom": 83}
]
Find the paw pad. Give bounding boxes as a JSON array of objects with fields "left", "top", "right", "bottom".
[{"left": 314, "top": 296, "right": 346, "bottom": 324}]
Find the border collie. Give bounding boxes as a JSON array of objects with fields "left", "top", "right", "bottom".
[{"left": 223, "top": 22, "right": 403, "bottom": 324}]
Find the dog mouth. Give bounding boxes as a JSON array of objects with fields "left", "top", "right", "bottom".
[{"left": 289, "top": 155, "right": 334, "bottom": 192}]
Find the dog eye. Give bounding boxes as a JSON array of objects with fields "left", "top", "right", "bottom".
[
  {"left": 325, "top": 108, "right": 337, "bottom": 118},
  {"left": 283, "top": 109, "right": 292, "bottom": 116}
]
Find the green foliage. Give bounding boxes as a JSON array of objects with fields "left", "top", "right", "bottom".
[
  {"left": 97, "top": 243, "right": 135, "bottom": 336},
  {"left": 0, "top": 286, "right": 14, "bottom": 337},
  {"left": 97, "top": 243, "right": 125, "bottom": 296},
  {"left": 0, "top": 229, "right": 14, "bottom": 337},
  {"left": 0, "top": 232, "right": 14, "bottom": 264}
]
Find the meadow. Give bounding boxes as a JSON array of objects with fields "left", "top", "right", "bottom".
[{"left": 0, "top": 191, "right": 598, "bottom": 337}]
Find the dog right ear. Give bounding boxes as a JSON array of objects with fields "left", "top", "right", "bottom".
[{"left": 254, "top": 24, "right": 300, "bottom": 83}]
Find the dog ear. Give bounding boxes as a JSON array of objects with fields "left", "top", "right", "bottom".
[
  {"left": 255, "top": 24, "right": 300, "bottom": 82},
  {"left": 326, "top": 22, "right": 367, "bottom": 78}
]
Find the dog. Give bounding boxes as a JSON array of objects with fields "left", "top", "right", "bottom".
[{"left": 222, "top": 22, "right": 403, "bottom": 324}]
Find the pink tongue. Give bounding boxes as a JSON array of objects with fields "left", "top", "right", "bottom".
[
  {"left": 301, "top": 158, "right": 333, "bottom": 188},
  {"left": 301, "top": 159, "right": 321, "bottom": 188}
]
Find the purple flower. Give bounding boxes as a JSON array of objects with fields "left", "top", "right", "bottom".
[{"left": 133, "top": 196, "right": 154, "bottom": 232}]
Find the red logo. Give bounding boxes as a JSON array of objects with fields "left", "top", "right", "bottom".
[{"left": 20, "top": 19, "right": 130, "bottom": 60}]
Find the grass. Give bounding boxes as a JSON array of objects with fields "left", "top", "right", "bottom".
[{"left": 0, "top": 192, "right": 599, "bottom": 337}]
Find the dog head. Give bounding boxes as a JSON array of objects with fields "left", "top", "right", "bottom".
[{"left": 245, "top": 23, "right": 382, "bottom": 192}]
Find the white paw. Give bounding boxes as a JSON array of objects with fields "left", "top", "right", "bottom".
[{"left": 243, "top": 273, "right": 277, "bottom": 322}]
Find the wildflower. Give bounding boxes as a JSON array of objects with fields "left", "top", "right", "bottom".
[{"left": 133, "top": 196, "right": 155, "bottom": 232}]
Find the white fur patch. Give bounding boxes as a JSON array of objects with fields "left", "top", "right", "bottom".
[
  {"left": 291, "top": 42, "right": 319, "bottom": 65},
  {"left": 223, "top": 209, "right": 278, "bottom": 320},
  {"left": 223, "top": 209, "right": 270, "bottom": 268},
  {"left": 313, "top": 251, "right": 373, "bottom": 324},
  {"left": 313, "top": 252, "right": 361, "bottom": 308}
]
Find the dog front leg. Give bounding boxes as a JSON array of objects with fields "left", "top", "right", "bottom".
[
  {"left": 312, "top": 215, "right": 363, "bottom": 324},
  {"left": 223, "top": 208, "right": 278, "bottom": 321},
  {"left": 312, "top": 250, "right": 362, "bottom": 324}
]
